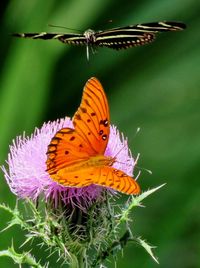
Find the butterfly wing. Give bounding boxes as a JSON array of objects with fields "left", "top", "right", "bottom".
[
  {"left": 95, "top": 30, "right": 155, "bottom": 50},
  {"left": 46, "top": 127, "right": 96, "bottom": 175},
  {"left": 57, "top": 34, "right": 87, "bottom": 45},
  {"left": 90, "top": 166, "right": 140, "bottom": 194},
  {"left": 95, "top": 21, "right": 186, "bottom": 50},
  {"left": 73, "top": 77, "right": 110, "bottom": 154},
  {"left": 12, "top": 32, "right": 87, "bottom": 46},
  {"left": 51, "top": 166, "right": 140, "bottom": 195},
  {"left": 46, "top": 77, "right": 110, "bottom": 175}
]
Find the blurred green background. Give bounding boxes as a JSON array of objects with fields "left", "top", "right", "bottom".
[{"left": 0, "top": 0, "right": 200, "bottom": 267}]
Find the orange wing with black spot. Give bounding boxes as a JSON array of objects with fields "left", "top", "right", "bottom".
[
  {"left": 73, "top": 77, "right": 110, "bottom": 155},
  {"left": 46, "top": 77, "right": 110, "bottom": 175},
  {"left": 46, "top": 77, "right": 140, "bottom": 195}
]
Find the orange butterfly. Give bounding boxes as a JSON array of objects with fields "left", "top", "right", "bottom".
[{"left": 46, "top": 77, "right": 140, "bottom": 195}]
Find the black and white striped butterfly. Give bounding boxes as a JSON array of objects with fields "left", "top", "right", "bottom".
[{"left": 13, "top": 21, "right": 186, "bottom": 60}]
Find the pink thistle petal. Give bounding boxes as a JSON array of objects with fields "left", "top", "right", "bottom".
[{"left": 1, "top": 118, "right": 136, "bottom": 208}]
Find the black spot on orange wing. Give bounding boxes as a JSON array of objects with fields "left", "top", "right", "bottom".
[
  {"left": 100, "top": 119, "right": 109, "bottom": 127},
  {"left": 75, "top": 114, "right": 81, "bottom": 120},
  {"left": 84, "top": 98, "right": 91, "bottom": 107},
  {"left": 102, "top": 134, "right": 107, "bottom": 140},
  {"left": 80, "top": 107, "right": 87, "bottom": 113}
]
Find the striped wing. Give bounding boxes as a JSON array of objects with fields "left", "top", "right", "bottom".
[
  {"left": 46, "top": 77, "right": 110, "bottom": 174},
  {"left": 72, "top": 77, "right": 110, "bottom": 155},
  {"left": 12, "top": 32, "right": 87, "bottom": 45},
  {"left": 95, "top": 21, "right": 186, "bottom": 49},
  {"left": 51, "top": 166, "right": 140, "bottom": 195},
  {"left": 46, "top": 77, "right": 140, "bottom": 195},
  {"left": 93, "top": 166, "right": 140, "bottom": 195}
]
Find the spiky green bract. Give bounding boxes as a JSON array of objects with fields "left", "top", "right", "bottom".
[
  {"left": 0, "top": 192, "right": 116, "bottom": 267},
  {"left": 0, "top": 185, "right": 164, "bottom": 267},
  {"left": 0, "top": 243, "right": 44, "bottom": 268}
]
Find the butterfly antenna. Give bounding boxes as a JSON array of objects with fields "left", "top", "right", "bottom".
[{"left": 48, "top": 24, "right": 82, "bottom": 33}]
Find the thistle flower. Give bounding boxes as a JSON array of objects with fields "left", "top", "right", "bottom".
[
  {"left": 2, "top": 117, "right": 136, "bottom": 208},
  {"left": 1, "top": 113, "right": 161, "bottom": 268}
]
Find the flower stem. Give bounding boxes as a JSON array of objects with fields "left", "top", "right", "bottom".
[
  {"left": 77, "top": 249, "right": 86, "bottom": 268},
  {"left": 69, "top": 249, "right": 86, "bottom": 268}
]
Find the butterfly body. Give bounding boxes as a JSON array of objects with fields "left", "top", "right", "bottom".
[
  {"left": 83, "top": 29, "right": 96, "bottom": 43},
  {"left": 49, "top": 154, "right": 115, "bottom": 174},
  {"left": 13, "top": 21, "right": 186, "bottom": 60},
  {"left": 46, "top": 77, "right": 140, "bottom": 195}
]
